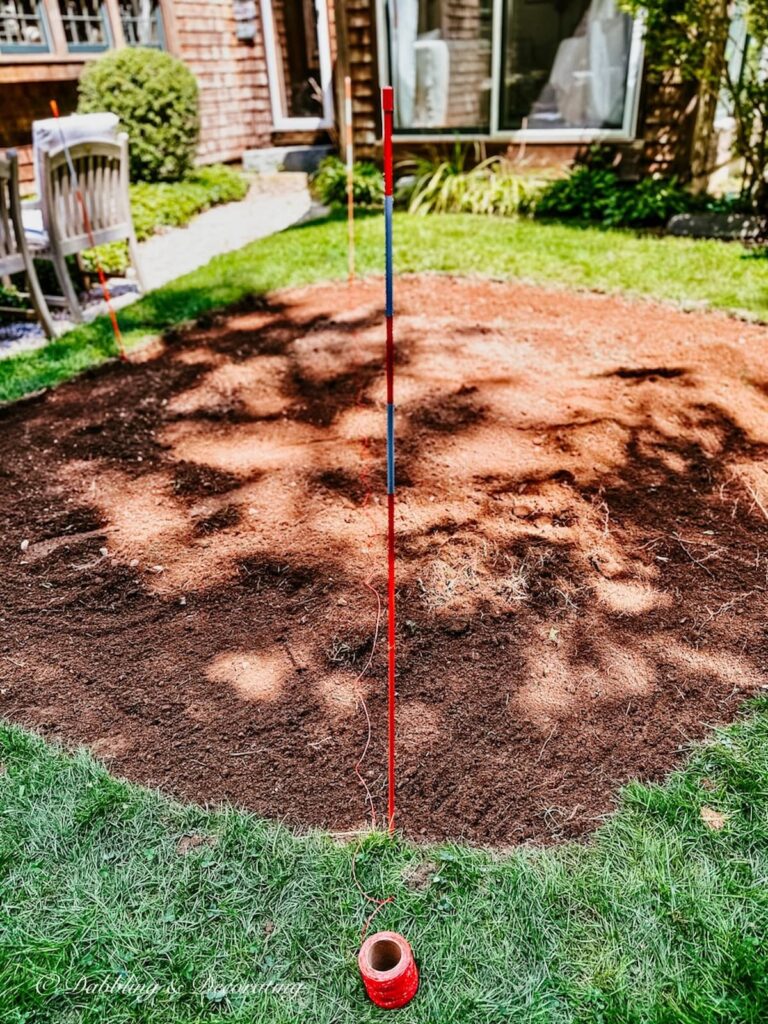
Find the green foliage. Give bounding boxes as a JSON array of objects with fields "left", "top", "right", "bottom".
[
  {"left": 310, "top": 155, "right": 384, "bottom": 208},
  {"left": 619, "top": 0, "right": 729, "bottom": 84},
  {"left": 80, "top": 165, "right": 248, "bottom": 275},
  {"left": 406, "top": 150, "right": 542, "bottom": 217},
  {"left": 79, "top": 240, "right": 130, "bottom": 277},
  {"left": 78, "top": 48, "right": 200, "bottom": 183},
  {"left": 0, "top": 283, "right": 25, "bottom": 309},
  {"left": 535, "top": 165, "right": 703, "bottom": 227},
  {"left": 725, "top": 30, "right": 768, "bottom": 210},
  {"left": 130, "top": 164, "right": 249, "bottom": 239},
  {"left": 620, "top": 0, "right": 768, "bottom": 210},
  {"left": 749, "top": 0, "right": 768, "bottom": 37}
]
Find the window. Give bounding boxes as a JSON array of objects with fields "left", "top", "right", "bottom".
[
  {"left": 500, "top": 0, "right": 634, "bottom": 131},
  {"left": 0, "top": 0, "right": 49, "bottom": 53},
  {"left": 119, "top": 0, "right": 164, "bottom": 47},
  {"left": 383, "top": 0, "right": 494, "bottom": 131},
  {"left": 378, "top": 0, "right": 643, "bottom": 139},
  {"left": 57, "top": 0, "right": 110, "bottom": 51},
  {"left": 260, "top": 0, "right": 334, "bottom": 129}
]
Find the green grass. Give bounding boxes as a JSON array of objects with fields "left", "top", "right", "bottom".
[
  {"left": 2, "top": 702, "right": 768, "bottom": 1022},
  {"left": 1, "top": 211, "right": 767, "bottom": 406},
  {"left": 3, "top": 214, "right": 768, "bottom": 1020}
]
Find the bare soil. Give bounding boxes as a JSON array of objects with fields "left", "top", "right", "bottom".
[{"left": 2, "top": 275, "right": 768, "bottom": 845}]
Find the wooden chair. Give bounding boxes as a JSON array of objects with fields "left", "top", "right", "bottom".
[
  {"left": 0, "top": 150, "right": 56, "bottom": 340},
  {"left": 27, "top": 133, "right": 145, "bottom": 323}
]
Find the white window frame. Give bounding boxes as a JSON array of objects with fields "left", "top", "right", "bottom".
[
  {"left": 375, "top": 0, "right": 645, "bottom": 144},
  {"left": 259, "top": 0, "right": 333, "bottom": 131}
]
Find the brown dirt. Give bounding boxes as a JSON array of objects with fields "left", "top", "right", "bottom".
[{"left": 2, "top": 274, "right": 768, "bottom": 846}]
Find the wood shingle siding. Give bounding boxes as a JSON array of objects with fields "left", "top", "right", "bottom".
[
  {"left": 172, "top": 0, "right": 273, "bottom": 162},
  {"left": 1, "top": 0, "right": 700, "bottom": 187}
]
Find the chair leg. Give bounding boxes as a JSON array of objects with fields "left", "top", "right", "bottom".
[
  {"left": 25, "top": 260, "right": 57, "bottom": 341},
  {"left": 50, "top": 248, "right": 84, "bottom": 323},
  {"left": 128, "top": 232, "right": 146, "bottom": 294}
]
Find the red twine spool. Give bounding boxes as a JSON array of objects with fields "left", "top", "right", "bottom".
[{"left": 358, "top": 931, "right": 419, "bottom": 1009}]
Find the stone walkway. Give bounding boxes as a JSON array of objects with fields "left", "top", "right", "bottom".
[
  {"left": 140, "top": 173, "right": 312, "bottom": 289},
  {"left": 0, "top": 173, "right": 314, "bottom": 359}
]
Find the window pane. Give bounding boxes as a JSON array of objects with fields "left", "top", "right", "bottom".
[
  {"left": 58, "top": 0, "right": 109, "bottom": 50},
  {"left": 271, "top": 0, "right": 323, "bottom": 119},
  {"left": 0, "top": 0, "right": 48, "bottom": 52},
  {"left": 119, "top": 0, "right": 164, "bottom": 47},
  {"left": 500, "top": 0, "right": 633, "bottom": 131},
  {"left": 386, "top": 0, "right": 493, "bottom": 131}
]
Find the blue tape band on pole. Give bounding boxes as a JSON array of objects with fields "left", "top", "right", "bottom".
[
  {"left": 386, "top": 402, "right": 395, "bottom": 495},
  {"left": 385, "top": 195, "right": 393, "bottom": 318}
]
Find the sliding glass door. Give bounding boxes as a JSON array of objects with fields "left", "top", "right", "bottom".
[{"left": 378, "top": 0, "right": 643, "bottom": 139}]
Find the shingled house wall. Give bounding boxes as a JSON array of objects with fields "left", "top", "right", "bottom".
[
  {"left": 173, "top": 0, "right": 273, "bottom": 163},
  {"left": 1, "top": 0, "right": 696, "bottom": 188}
]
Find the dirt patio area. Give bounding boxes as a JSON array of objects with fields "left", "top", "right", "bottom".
[{"left": 1, "top": 275, "right": 768, "bottom": 845}]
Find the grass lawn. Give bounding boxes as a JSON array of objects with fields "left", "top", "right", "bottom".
[
  {"left": 2, "top": 705, "right": 768, "bottom": 1022},
  {"left": 3, "top": 213, "right": 768, "bottom": 1022},
  {"left": 1, "top": 211, "right": 767, "bottom": 405}
]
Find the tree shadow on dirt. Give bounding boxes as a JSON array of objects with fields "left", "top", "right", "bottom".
[{"left": 2, "top": 276, "right": 768, "bottom": 845}]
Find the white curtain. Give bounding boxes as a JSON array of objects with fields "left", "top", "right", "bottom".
[
  {"left": 390, "top": 0, "right": 418, "bottom": 127},
  {"left": 547, "top": 0, "right": 630, "bottom": 128}
]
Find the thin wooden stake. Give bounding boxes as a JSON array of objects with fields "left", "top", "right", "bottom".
[{"left": 345, "top": 75, "right": 355, "bottom": 283}]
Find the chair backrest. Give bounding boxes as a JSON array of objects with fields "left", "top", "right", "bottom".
[
  {"left": 0, "top": 150, "right": 27, "bottom": 276},
  {"left": 40, "top": 134, "right": 132, "bottom": 252},
  {"left": 32, "top": 112, "right": 119, "bottom": 205}
]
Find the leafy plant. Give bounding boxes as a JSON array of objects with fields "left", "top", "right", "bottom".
[
  {"left": 0, "top": 284, "right": 25, "bottom": 310},
  {"left": 406, "top": 147, "right": 544, "bottom": 217},
  {"left": 80, "top": 164, "right": 248, "bottom": 275},
  {"left": 78, "top": 48, "right": 199, "bottom": 183},
  {"left": 310, "top": 156, "right": 384, "bottom": 208},
  {"left": 620, "top": 0, "right": 768, "bottom": 211},
  {"left": 534, "top": 166, "right": 703, "bottom": 228},
  {"left": 130, "top": 165, "right": 249, "bottom": 239}
]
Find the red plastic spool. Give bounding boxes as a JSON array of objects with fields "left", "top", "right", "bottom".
[{"left": 358, "top": 931, "right": 419, "bottom": 1009}]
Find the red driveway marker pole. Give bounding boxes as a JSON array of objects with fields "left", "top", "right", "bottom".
[{"left": 382, "top": 85, "right": 396, "bottom": 834}]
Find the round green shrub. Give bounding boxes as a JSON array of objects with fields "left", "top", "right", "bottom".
[
  {"left": 78, "top": 48, "right": 200, "bottom": 183},
  {"left": 310, "top": 156, "right": 384, "bottom": 208}
]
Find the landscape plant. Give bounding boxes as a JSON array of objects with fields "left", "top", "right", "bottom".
[
  {"left": 405, "top": 146, "right": 543, "bottom": 217},
  {"left": 78, "top": 48, "right": 200, "bottom": 183},
  {"left": 534, "top": 154, "right": 704, "bottom": 227},
  {"left": 620, "top": 0, "right": 768, "bottom": 210}
]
